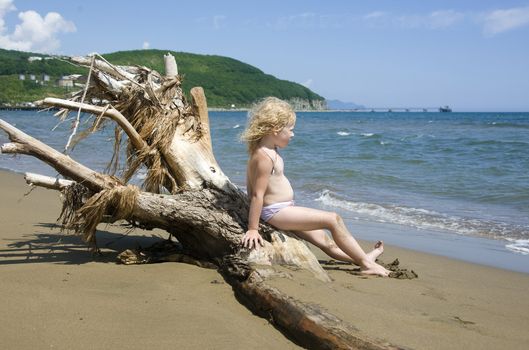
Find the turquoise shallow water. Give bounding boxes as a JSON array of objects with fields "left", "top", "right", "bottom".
[{"left": 1, "top": 110, "right": 528, "bottom": 272}]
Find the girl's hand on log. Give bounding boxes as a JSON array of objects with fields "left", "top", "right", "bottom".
[{"left": 242, "top": 229, "right": 264, "bottom": 249}]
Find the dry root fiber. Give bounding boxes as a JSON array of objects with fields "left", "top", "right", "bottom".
[{"left": 60, "top": 184, "right": 139, "bottom": 245}]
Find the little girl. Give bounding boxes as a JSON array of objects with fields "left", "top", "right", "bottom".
[{"left": 241, "top": 97, "right": 390, "bottom": 277}]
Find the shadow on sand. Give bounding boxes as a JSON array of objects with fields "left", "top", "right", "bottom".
[{"left": 0, "top": 222, "right": 168, "bottom": 265}]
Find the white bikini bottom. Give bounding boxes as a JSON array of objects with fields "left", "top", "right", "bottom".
[{"left": 260, "top": 200, "right": 295, "bottom": 222}]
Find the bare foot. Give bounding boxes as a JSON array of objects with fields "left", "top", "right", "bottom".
[
  {"left": 360, "top": 261, "right": 390, "bottom": 277},
  {"left": 366, "top": 240, "right": 384, "bottom": 262}
]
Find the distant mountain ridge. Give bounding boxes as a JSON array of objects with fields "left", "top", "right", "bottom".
[
  {"left": 0, "top": 48, "right": 326, "bottom": 109},
  {"left": 326, "top": 99, "right": 365, "bottom": 110}
]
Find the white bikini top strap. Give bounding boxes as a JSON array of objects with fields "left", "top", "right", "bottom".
[{"left": 261, "top": 148, "right": 277, "bottom": 174}]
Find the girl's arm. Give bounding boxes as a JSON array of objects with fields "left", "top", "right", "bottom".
[{"left": 242, "top": 153, "right": 273, "bottom": 249}]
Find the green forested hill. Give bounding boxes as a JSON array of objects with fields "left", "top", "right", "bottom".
[{"left": 0, "top": 48, "right": 324, "bottom": 108}]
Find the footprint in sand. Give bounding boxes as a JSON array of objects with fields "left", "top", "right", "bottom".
[
  {"left": 420, "top": 287, "right": 447, "bottom": 301},
  {"left": 429, "top": 315, "right": 484, "bottom": 335},
  {"left": 453, "top": 316, "right": 476, "bottom": 325}
]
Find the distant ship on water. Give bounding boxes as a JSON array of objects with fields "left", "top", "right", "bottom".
[{"left": 439, "top": 105, "right": 452, "bottom": 112}]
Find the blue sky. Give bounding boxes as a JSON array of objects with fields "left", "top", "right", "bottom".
[{"left": 1, "top": 1, "right": 528, "bottom": 111}]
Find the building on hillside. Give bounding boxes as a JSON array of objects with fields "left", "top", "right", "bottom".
[
  {"left": 19, "top": 74, "right": 25, "bottom": 80},
  {"left": 57, "top": 74, "right": 86, "bottom": 88},
  {"left": 28, "top": 56, "right": 43, "bottom": 62},
  {"left": 29, "top": 74, "right": 36, "bottom": 81},
  {"left": 42, "top": 74, "right": 50, "bottom": 83},
  {"left": 57, "top": 76, "right": 74, "bottom": 88}
]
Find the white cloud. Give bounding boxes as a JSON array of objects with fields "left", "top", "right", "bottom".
[
  {"left": 270, "top": 12, "right": 352, "bottom": 30},
  {"left": 482, "top": 6, "right": 529, "bottom": 35},
  {"left": 363, "top": 11, "right": 389, "bottom": 28},
  {"left": 195, "top": 15, "right": 227, "bottom": 30},
  {"left": 268, "top": 10, "right": 463, "bottom": 30},
  {"left": 272, "top": 13, "right": 317, "bottom": 30},
  {"left": 0, "top": 1, "right": 76, "bottom": 53},
  {"left": 428, "top": 10, "right": 464, "bottom": 29},
  {"left": 396, "top": 10, "right": 464, "bottom": 29},
  {"left": 0, "top": 0, "right": 15, "bottom": 17},
  {"left": 0, "top": 0, "right": 16, "bottom": 33},
  {"left": 364, "top": 11, "right": 387, "bottom": 20},
  {"left": 213, "top": 15, "right": 226, "bottom": 30},
  {"left": 318, "top": 14, "right": 348, "bottom": 29},
  {"left": 142, "top": 41, "right": 150, "bottom": 49}
]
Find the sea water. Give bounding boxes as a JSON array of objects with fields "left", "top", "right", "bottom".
[{"left": 1, "top": 110, "right": 528, "bottom": 272}]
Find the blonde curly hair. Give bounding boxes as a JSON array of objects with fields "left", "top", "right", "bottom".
[{"left": 240, "top": 97, "right": 296, "bottom": 154}]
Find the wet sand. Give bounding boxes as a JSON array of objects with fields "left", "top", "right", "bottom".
[{"left": 1, "top": 169, "right": 528, "bottom": 349}]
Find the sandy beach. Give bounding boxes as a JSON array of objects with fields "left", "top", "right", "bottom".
[{"left": 1, "top": 169, "right": 528, "bottom": 349}]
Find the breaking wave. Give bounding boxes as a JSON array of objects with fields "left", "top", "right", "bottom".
[{"left": 315, "top": 190, "right": 529, "bottom": 251}]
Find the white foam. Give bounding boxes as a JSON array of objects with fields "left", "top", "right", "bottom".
[
  {"left": 337, "top": 131, "right": 350, "bottom": 136},
  {"left": 233, "top": 124, "right": 240, "bottom": 129},
  {"left": 505, "top": 239, "right": 529, "bottom": 255},
  {"left": 361, "top": 133, "right": 374, "bottom": 137},
  {"left": 315, "top": 190, "right": 529, "bottom": 242}
]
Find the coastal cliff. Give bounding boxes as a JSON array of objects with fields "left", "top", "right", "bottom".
[{"left": 288, "top": 97, "right": 327, "bottom": 111}]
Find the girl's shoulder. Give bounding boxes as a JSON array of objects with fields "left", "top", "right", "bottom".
[
  {"left": 248, "top": 148, "right": 274, "bottom": 171},
  {"left": 249, "top": 148, "right": 268, "bottom": 163}
]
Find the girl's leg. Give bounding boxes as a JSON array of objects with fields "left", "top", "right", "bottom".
[
  {"left": 366, "top": 241, "right": 384, "bottom": 261},
  {"left": 269, "top": 206, "right": 389, "bottom": 276},
  {"left": 294, "top": 229, "right": 384, "bottom": 263},
  {"left": 294, "top": 229, "right": 353, "bottom": 262}
]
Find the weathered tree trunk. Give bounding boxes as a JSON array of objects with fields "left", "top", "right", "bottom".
[{"left": 0, "top": 54, "right": 403, "bottom": 349}]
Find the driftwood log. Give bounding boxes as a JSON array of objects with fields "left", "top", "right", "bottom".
[{"left": 0, "top": 54, "right": 403, "bottom": 349}]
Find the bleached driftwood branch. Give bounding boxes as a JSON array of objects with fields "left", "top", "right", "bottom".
[
  {"left": 24, "top": 172, "right": 74, "bottom": 190},
  {"left": 41, "top": 98, "right": 148, "bottom": 153}
]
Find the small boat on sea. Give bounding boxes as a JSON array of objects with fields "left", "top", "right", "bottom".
[{"left": 439, "top": 105, "right": 452, "bottom": 112}]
